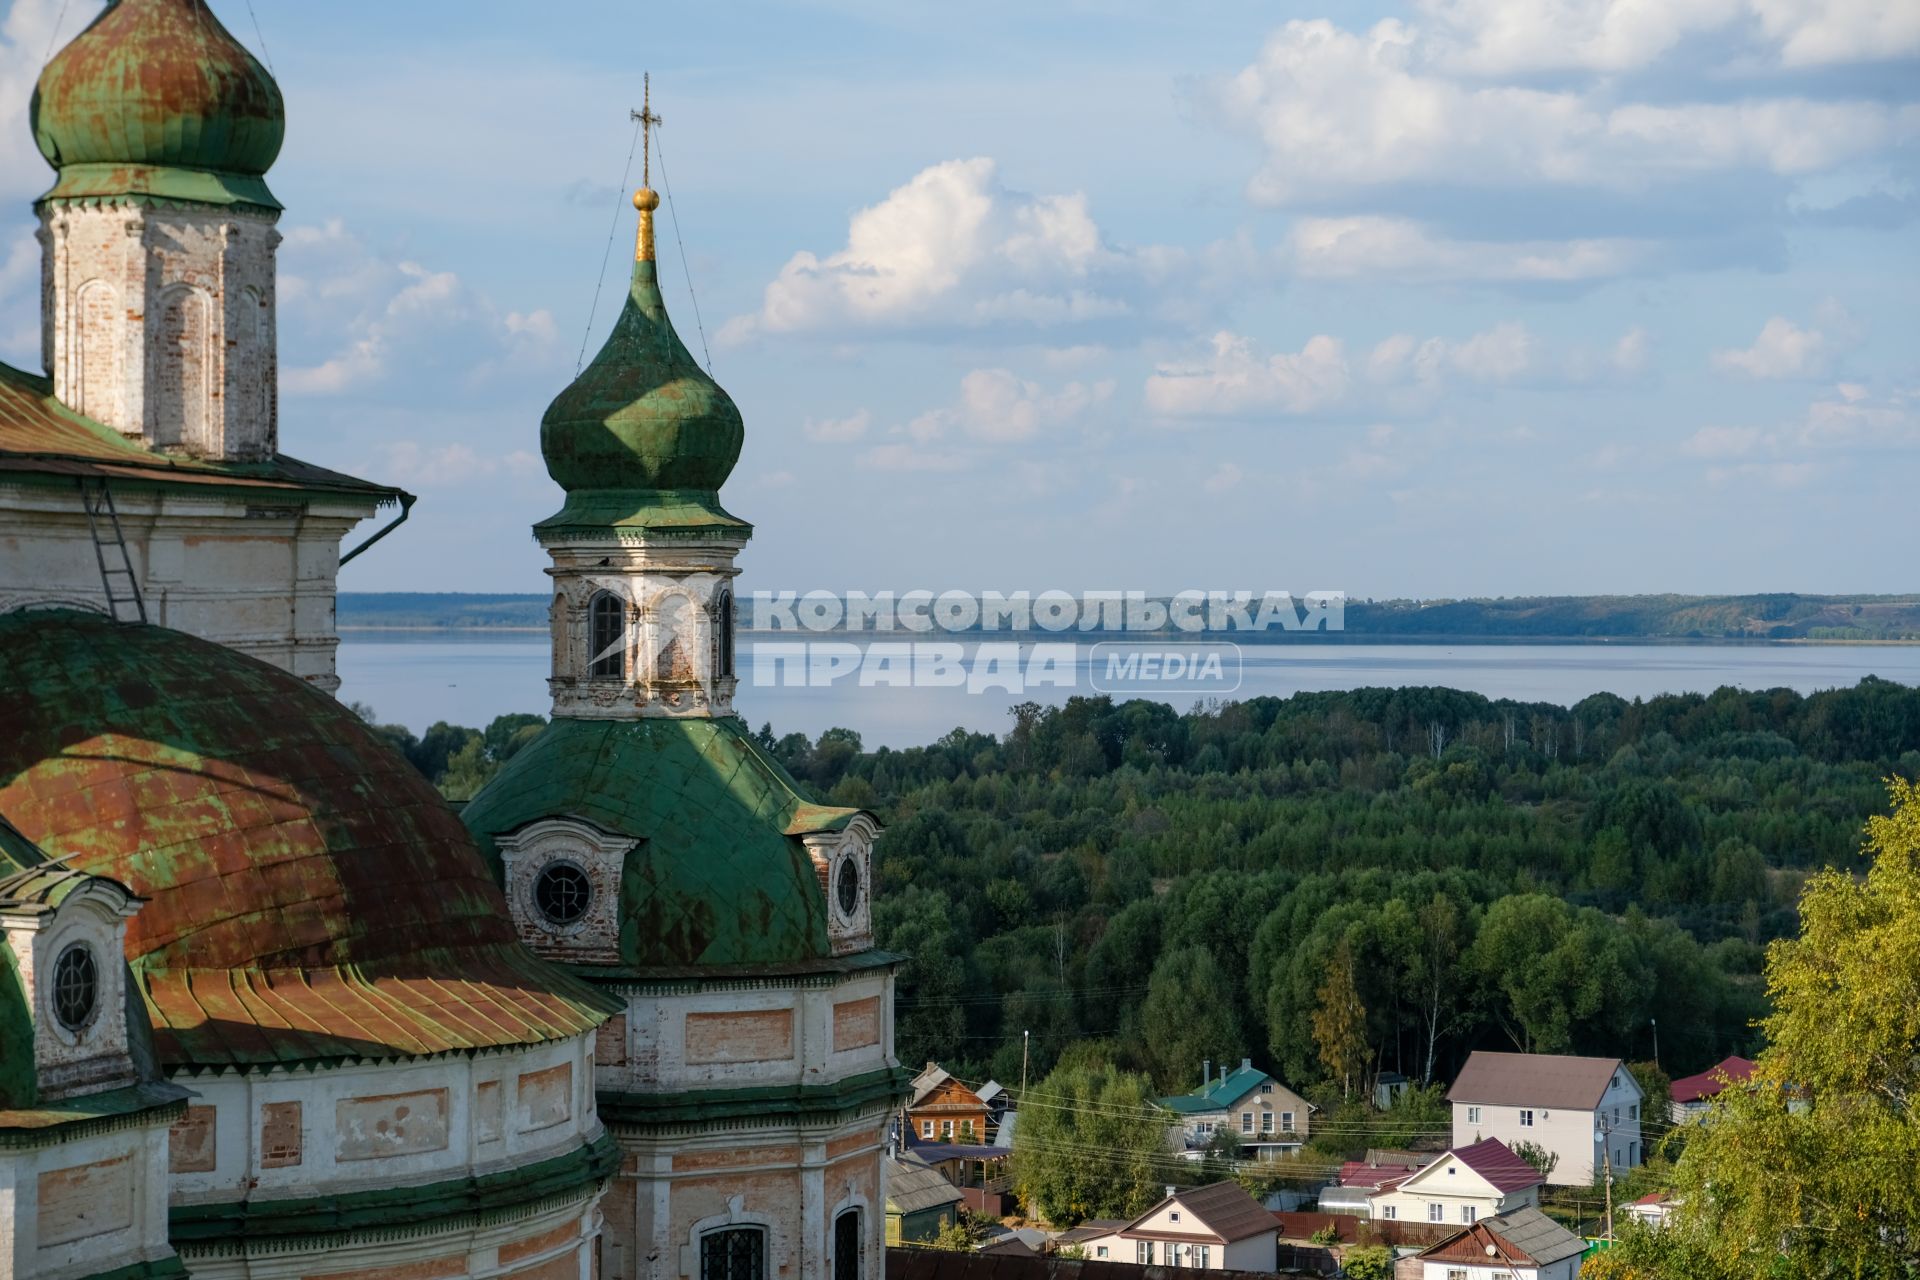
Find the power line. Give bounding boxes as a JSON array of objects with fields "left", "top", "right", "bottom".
[
  {"left": 243, "top": 0, "right": 275, "bottom": 74},
  {"left": 40, "top": 0, "right": 72, "bottom": 65}
]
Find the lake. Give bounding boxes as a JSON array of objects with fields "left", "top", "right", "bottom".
[{"left": 335, "top": 634, "right": 1920, "bottom": 749}]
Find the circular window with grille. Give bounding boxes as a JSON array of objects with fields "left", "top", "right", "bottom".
[
  {"left": 534, "top": 861, "right": 593, "bottom": 926},
  {"left": 835, "top": 854, "right": 861, "bottom": 918},
  {"left": 51, "top": 943, "right": 98, "bottom": 1033}
]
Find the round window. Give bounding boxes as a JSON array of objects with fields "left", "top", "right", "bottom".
[
  {"left": 835, "top": 855, "right": 861, "bottom": 917},
  {"left": 51, "top": 943, "right": 98, "bottom": 1033},
  {"left": 534, "top": 862, "right": 592, "bottom": 926}
]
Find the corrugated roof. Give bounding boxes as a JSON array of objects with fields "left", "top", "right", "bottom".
[
  {"left": 1670, "top": 1056, "right": 1757, "bottom": 1104},
  {"left": 1157, "top": 1063, "right": 1271, "bottom": 1114},
  {"left": 1448, "top": 1138, "right": 1545, "bottom": 1193},
  {"left": 1447, "top": 1051, "right": 1627, "bottom": 1110},
  {"left": 886, "top": 1153, "right": 966, "bottom": 1216},
  {"left": 1418, "top": 1207, "right": 1586, "bottom": 1268},
  {"left": 0, "top": 610, "right": 616, "bottom": 1070},
  {"left": 0, "top": 361, "right": 402, "bottom": 502},
  {"left": 1120, "top": 1181, "right": 1276, "bottom": 1245}
]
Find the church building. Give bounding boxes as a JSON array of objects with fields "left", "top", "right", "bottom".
[{"left": 0, "top": 3, "right": 903, "bottom": 1279}]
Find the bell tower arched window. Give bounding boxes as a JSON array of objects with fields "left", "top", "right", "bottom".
[
  {"left": 717, "top": 588, "right": 735, "bottom": 680},
  {"left": 588, "top": 592, "right": 624, "bottom": 678}
]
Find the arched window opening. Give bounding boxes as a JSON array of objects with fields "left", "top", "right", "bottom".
[
  {"left": 700, "top": 1226, "right": 765, "bottom": 1280},
  {"left": 717, "top": 588, "right": 735, "bottom": 680},
  {"left": 588, "top": 592, "right": 624, "bottom": 678},
  {"left": 833, "top": 1209, "right": 862, "bottom": 1280}
]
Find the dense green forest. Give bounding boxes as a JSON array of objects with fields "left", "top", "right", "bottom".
[
  {"left": 362, "top": 676, "right": 1920, "bottom": 1105},
  {"left": 339, "top": 591, "right": 1920, "bottom": 640}
]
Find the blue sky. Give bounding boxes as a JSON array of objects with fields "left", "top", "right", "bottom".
[{"left": 2, "top": 0, "right": 1914, "bottom": 598}]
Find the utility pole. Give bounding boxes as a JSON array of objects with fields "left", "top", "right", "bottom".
[
  {"left": 1020, "top": 1029, "right": 1030, "bottom": 1102},
  {"left": 1650, "top": 1017, "right": 1659, "bottom": 1066},
  {"left": 1596, "top": 1121, "right": 1616, "bottom": 1240}
]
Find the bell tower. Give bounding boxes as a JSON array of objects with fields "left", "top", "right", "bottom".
[
  {"left": 536, "top": 86, "right": 749, "bottom": 720},
  {"left": 31, "top": 0, "right": 285, "bottom": 461}
]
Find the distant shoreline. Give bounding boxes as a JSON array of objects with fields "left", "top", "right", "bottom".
[{"left": 335, "top": 626, "right": 1920, "bottom": 647}]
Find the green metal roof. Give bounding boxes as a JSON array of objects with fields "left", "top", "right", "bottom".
[
  {"left": 32, "top": 0, "right": 285, "bottom": 211},
  {"left": 0, "top": 610, "right": 617, "bottom": 1070},
  {"left": 1158, "top": 1064, "right": 1271, "bottom": 1114},
  {"left": 461, "top": 716, "right": 865, "bottom": 969},
  {"left": 537, "top": 254, "right": 745, "bottom": 534}
]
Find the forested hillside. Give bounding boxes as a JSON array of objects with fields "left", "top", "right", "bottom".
[
  {"left": 751, "top": 679, "right": 1920, "bottom": 1096},
  {"left": 365, "top": 677, "right": 1920, "bottom": 1104}
]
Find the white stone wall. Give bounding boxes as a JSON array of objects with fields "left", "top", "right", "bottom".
[
  {"left": 0, "top": 1119, "right": 180, "bottom": 1280},
  {"left": 0, "top": 481, "right": 379, "bottom": 692},
  {"left": 163, "top": 1034, "right": 600, "bottom": 1208},
  {"left": 542, "top": 533, "right": 745, "bottom": 720},
  {"left": 2, "top": 886, "right": 141, "bottom": 1102},
  {"left": 40, "top": 204, "right": 278, "bottom": 461}
]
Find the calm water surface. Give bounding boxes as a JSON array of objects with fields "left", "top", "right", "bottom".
[{"left": 335, "top": 634, "right": 1920, "bottom": 749}]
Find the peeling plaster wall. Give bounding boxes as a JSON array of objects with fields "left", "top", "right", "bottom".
[
  {"left": 0, "top": 484, "right": 376, "bottom": 692},
  {"left": 0, "top": 1120, "right": 179, "bottom": 1280}
]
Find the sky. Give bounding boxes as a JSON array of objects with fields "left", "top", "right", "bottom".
[{"left": 1, "top": 0, "right": 1915, "bottom": 600}]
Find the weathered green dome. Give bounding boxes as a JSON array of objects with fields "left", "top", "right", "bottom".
[
  {"left": 31, "top": 0, "right": 285, "bottom": 210},
  {"left": 538, "top": 206, "right": 745, "bottom": 534}
]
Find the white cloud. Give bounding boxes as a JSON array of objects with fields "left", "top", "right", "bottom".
[
  {"left": 279, "top": 219, "right": 562, "bottom": 395},
  {"left": 1285, "top": 216, "right": 1655, "bottom": 283},
  {"left": 839, "top": 368, "right": 1113, "bottom": 471},
  {"left": 802, "top": 410, "right": 871, "bottom": 443},
  {"left": 1681, "top": 425, "right": 1764, "bottom": 458},
  {"left": 1712, "top": 315, "right": 1833, "bottom": 379},
  {"left": 1203, "top": 462, "right": 1244, "bottom": 493},
  {"left": 375, "top": 441, "right": 541, "bottom": 489},
  {"left": 1145, "top": 332, "right": 1351, "bottom": 417},
  {"left": 1367, "top": 322, "right": 1540, "bottom": 386},
  {"left": 721, "top": 158, "right": 1186, "bottom": 341},
  {"left": 1414, "top": 0, "right": 1920, "bottom": 73},
  {"left": 1213, "top": 19, "right": 1919, "bottom": 206},
  {"left": 856, "top": 442, "right": 969, "bottom": 472}
]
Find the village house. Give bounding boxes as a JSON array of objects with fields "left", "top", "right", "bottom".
[
  {"left": 1078, "top": 1181, "right": 1279, "bottom": 1270},
  {"left": 1158, "top": 1058, "right": 1313, "bottom": 1158},
  {"left": 1669, "top": 1055, "right": 1757, "bottom": 1123},
  {"left": 884, "top": 1152, "right": 966, "bottom": 1245},
  {"left": 1407, "top": 1206, "right": 1588, "bottom": 1280},
  {"left": 1367, "top": 1138, "right": 1544, "bottom": 1226},
  {"left": 906, "top": 1063, "right": 992, "bottom": 1143},
  {"left": 1448, "top": 1051, "right": 1644, "bottom": 1186}
]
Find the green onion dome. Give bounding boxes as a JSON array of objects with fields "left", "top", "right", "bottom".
[
  {"left": 536, "top": 189, "right": 746, "bottom": 536},
  {"left": 31, "top": 0, "right": 285, "bottom": 210}
]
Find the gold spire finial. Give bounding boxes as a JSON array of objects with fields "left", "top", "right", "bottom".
[{"left": 631, "top": 75, "right": 663, "bottom": 263}]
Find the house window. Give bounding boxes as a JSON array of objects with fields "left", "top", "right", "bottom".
[
  {"left": 1429, "top": 1203, "right": 1444, "bottom": 1223},
  {"left": 961, "top": 1121, "right": 975, "bottom": 1140},
  {"left": 1463, "top": 1206, "right": 1477, "bottom": 1223},
  {"left": 1630, "top": 1142, "right": 1640, "bottom": 1164},
  {"left": 716, "top": 588, "right": 735, "bottom": 680},
  {"left": 834, "top": 1208, "right": 861, "bottom": 1280},
  {"left": 1169, "top": 1212, "right": 1181, "bottom": 1223},
  {"left": 588, "top": 592, "right": 624, "bottom": 677},
  {"left": 1196, "top": 1246, "right": 1210, "bottom": 1266},
  {"left": 1467, "top": 1106, "right": 1481, "bottom": 1124},
  {"left": 1630, "top": 1103, "right": 1639, "bottom": 1120},
  {"left": 1518, "top": 1109, "right": 1534, "bottom": 1127},
  {"left": 1449, "top": 1271, "right": 1469, "bottom": 1280},
  {"left": 1382, "top": 1205, "right": 1397, "bottom": 1221},
  {"left": 533, "top": 861, "right": 593, "bottom": 926},
  {"left": 921, "top": 1121, "right": 933, "bottom": 1138},
  {"left": 1262, "top": 1113, "right": 1275, "bottom": 1134},
  {"left": 941, "top": 1121, "right": 953, "bottom": 1138},
  {"left": 1136, "top": 1242, "right": 1155, "bottom": 1264},
  {"left": 1241, "top": 1112, "right": 1253, "bottom": 1133},
  {"left": 1096, "top": 1246, "right": 1108, "bottom": 1258},
  {"left": 1281, "top": 1111, "right": 1295, "bottom": 1132},
  {"left": 1260, "top": 1083, "right": 1273, "bottom": 1093},
  {"left": 700, "top": 1227, "right": 765, "bottom": 1280}
]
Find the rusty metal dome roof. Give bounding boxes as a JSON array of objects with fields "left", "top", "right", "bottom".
[
  {"left": 31, "top": 0, "right": 286, "bottom": 210},
  {"left": 0, "top": 610, "right": 616, "bottom": 1069}
]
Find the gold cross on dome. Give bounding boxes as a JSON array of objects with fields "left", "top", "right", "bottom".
[{"left": 631, "top": 73, "right": 663, "bottom": 186}]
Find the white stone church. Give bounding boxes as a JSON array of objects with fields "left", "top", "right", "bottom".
[{"left": 0, "top": 3, "right": 902, "bottom": 1279}]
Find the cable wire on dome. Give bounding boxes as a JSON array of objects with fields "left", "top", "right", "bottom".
[
  {"left": 244, "top": 0, "right": 276, "bottom": 74},
  {"left": 40, "top": 0, "right": 72, "bottom": 66},
  {"left": 650, "top": 124, "right": 714, "bottom": 375},
  {"left": 576, "top": 112, "right": 645, "bottom": 375}
]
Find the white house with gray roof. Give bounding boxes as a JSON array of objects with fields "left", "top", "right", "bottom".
[{"left": 1448, "top": 1051, "right": 1643, "bottom": 1186}]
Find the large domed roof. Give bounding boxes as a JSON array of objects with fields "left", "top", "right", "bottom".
[
  {"left": 0, "top": 610, "right": 614, "bottom": 1068},
  {"left": 461, "top": 717, "right": 859, "bottom": 970},
  {"left": 31, "top": 0, "right": 285, "bottom": 209},
  {"left": 536, "top": 192, "right": 747, "bottom": 538}
]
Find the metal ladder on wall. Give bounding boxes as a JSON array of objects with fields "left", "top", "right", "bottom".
[{"left": 77, "top": 477, "right": 147, "bottom": 624}]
